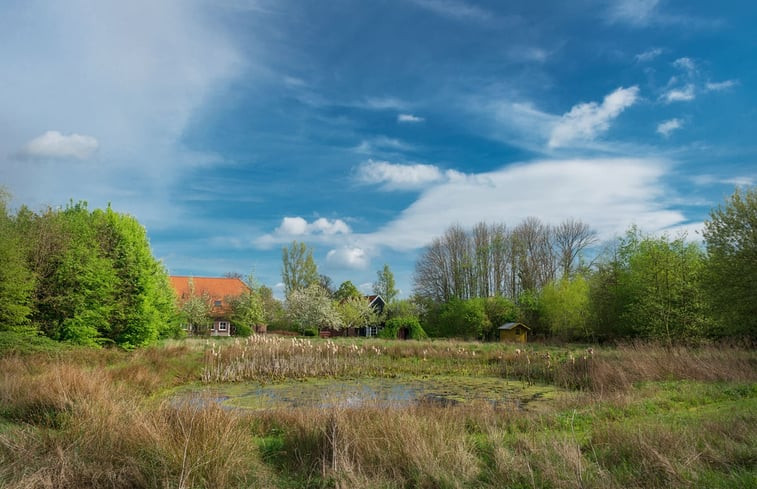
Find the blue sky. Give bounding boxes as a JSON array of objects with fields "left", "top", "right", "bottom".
[{"left": 1, "top": 0, "right": 755, "bottom": 298}]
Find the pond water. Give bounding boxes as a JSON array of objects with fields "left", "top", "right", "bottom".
[{"left": 179, "top": 376, "right": 558, "bottom": 411}]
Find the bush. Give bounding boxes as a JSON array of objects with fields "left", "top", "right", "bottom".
[
  {"left": 303, "top": 327, "right": 318, "bottom": 337},
  {"left": 379, "top": 316, "right": 427, "bottom": 340}
]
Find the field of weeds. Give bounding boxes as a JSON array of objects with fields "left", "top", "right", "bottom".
[{"left": 0, "top": 335, "right": 755, "bottom": 488}]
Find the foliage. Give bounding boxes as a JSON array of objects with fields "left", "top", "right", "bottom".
[
  {"left": 228, "top": 288, "right": 264, "bottom": 338},
  {"left": 281, "top": 241, "right": 318, "bottom": 297},
  {"left": 438, "top": 298, "right": 490, "bottom": 339},
  {"left": 286, "top": 284, "right": 342, "bottom": 332},
  {"left": 336, "top": 296, "right": 377, "bottom": 330},
  {"left": 703, "top": 186, "right": 757, "bottom": 338},
  {"left": 334, "top": 280, "right": 361, "bottom": 302},
  {"left": 481, "top": 296, "right": 517, "bottom": 341},
  {"left": 539, "top": 276, "right": 591, "bottom": 341},
  {"left": 0, "top": 192, "right": 35, "bottom": 331},
  {"left": 384, "top": 298, "right": 423, "bottom": 321},
  {"left": 179, "top": 279, "right": 213, "bottom": 336},
  {"left": 379, "top": 316, "right": 427, "bottom": 339},
  {"left": 372, "top": 264, "right": 398, "bottom": 303}
]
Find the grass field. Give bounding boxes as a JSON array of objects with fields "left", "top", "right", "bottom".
[{"left": 0, "top": 333, "right": 755, "bottom": 488}]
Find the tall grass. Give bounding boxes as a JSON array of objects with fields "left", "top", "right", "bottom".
[{"left": 1, "top": 340, "right": 755, "bottom": 488}]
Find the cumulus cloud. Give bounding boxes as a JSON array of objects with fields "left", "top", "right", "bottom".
[
  {"left": 18, "top": 130, "right": 98, "bottom": 160},
  {"left": 548, "top": 86, "right": 639, "bottom": 148},
  {"left": 326, "top": 246, "right": 369, "bottom": 269},
  {"left": 656, "top": 118, "right": 683, "bottom": 137},
  {"left": 662, "top": 84, "right": 695, "bottom": 103},
  {"left": 706, "top": 80, "right": 738, "bottom": 91},
  {"left": 275, "top": 216, "right": 350, "bottom": 236},
  {"left": 398, "top": 113, "right": 424, "bottom": 123},
  {"left": 356, "top": 160, "right": 464, "bottom": 190},
  {"left": 359, "top": 158, "right": 684, "bottom": 251}
]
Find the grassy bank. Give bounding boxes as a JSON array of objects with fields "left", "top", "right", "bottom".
[{"left": 0, "top": 336, "right": 755, "bottom": 488}]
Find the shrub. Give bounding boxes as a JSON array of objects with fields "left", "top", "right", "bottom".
[{"left": 379, "top": 316, "right": 428, "bottom": 340}]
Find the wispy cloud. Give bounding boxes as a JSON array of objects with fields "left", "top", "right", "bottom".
[
  {"left": 656, "top": 118, "right": 683, "bottom": 137},
  {"left": 18, "top": 131, "right": 98, "bottom": 160},
  {"left": 409, "top": 0, "right": 493, "bottom": 22},
  {"left": 662, "top": 84, "right": 695, "bottom": 103},
  {"left": 706, "top": 80, "right": 738, "bottom": 91},
  {"left": 548, "top": 86, "right": 639, "bottom": 148},
  {"left": 356, "top": 160, "right": 463, "bottom": 190},
  {"left": 673, "top": 57, "right": 697, "bottom": 73},
  {"left": 354, "top": 136, "right": 414, "bottom": 155},
  {"left": 635, "top": 47, "right": 663, "bottom": 62},
  {"left": 606, "top": 0, "right": 660, "bottom": 26},
  {"left": 398, "top": 113, "right": 424, "bottom": 123}
]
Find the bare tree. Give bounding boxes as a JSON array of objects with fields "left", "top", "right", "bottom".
[{"left": 553, "top": 218, "right": 597, "bottom": 278}]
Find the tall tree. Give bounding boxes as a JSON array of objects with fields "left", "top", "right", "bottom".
[
  {"left": 281, "top": 241, "right": 319, "bottom": 297},
  {"left": 539, "top": 276, "right": 591, "bottom": 341},
  {"left": 373, "top": 264, "right": 398, "bottom": 303},
  {"left": 553, "top": 218, "right": 597, "bottom": 278},
  {"left": 0, "top": 191, "right": 35, "bottom": 332},
  {"left": 703, "top": 187, "right": 757, "bottom": 337},
  {"left": 334, "top": 280, "right": 361, "bottom": 301},
  {"left": 285, "top": 284, "right": 341, "bottom": 332}
]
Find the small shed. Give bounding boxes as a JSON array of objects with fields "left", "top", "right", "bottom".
[{"left": 498, "top": 322, "right": 530, "bottom": 343}]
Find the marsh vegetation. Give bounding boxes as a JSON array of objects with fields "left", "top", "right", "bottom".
[{"left": 1, "top": 336, "right": 755, "bottom": 488}]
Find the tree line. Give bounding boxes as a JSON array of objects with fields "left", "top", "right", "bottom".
[
  {"left": 0, "top": 194, "right": 180, "bottom": 347},
  {"left": 411, "top": 187, "right": 757, "bottom": 342}
]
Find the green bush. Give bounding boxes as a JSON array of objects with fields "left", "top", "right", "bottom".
[
  {"left": 303, "top": 327, "right": 318, "bottom": 337},
  {"left": 379, "top": 316, "right": 427, "bottom": 340}
]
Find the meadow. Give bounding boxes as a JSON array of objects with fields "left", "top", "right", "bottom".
[{"left": 0, "top": 333, "right": 755, "bottom": 488}]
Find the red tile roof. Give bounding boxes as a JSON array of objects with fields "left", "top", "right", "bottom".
[{"left": 169, "top": 276, "right": 250, "bottom": 308}]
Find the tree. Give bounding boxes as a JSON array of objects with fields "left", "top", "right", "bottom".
[
  {"left": 180, "top": 278, "right": 213, "bottom": 336},
  {"left": 553, "top": 218, "right": 597, "bottom": 278},
  {"left": 336, "top": 296, "right": 377, "bottom": 330},
  {"left": 373, "top": 264, "right": 398, "bottom": 303},
  {"left": 318, "top": 274, "right": 335, "bottom": 297},
  {"left": 438, "top": 298, "right": 489, "bottom": 339},
  {"left": 286, "top": 284, "right": 342, "bottom": 332},
  {"left": 539, "top": 276, "right": 591, "bottom": 341},
  {"left": 281, "top": 241, "right": 319, "bottom": 297},
  {"left": 482, "top": 296, "right": 517, "bottom": 341},
  {"left": 703, "top": 186, "right": 757, "bottom": 338},
  {"left": 228, "top": 290, "right": 264, "bottom": 337},
  {"left": 0, "top": 190, "right": 35, "bottom": 332},
  {"left": 334, "top": 280, "right": 361, "bottom": 302}
]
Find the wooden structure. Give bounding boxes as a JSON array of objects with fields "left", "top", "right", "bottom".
[{"left": 498, "top": 322, "right": 530, "bottom": 343}]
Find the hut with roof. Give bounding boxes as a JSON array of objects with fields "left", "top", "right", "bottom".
[
  {"left": 498, "top": 322, "right": 530, "bottom": 343},
  {"left": 169, "top": 276, "right": 256, "bottom": 336}
]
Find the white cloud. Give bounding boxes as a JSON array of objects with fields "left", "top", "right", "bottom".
[
  {"left": 409, "top": 0, "right": 492, "bottom": 22},
  {"left": 326, "top": 246, "right": 369, "bottom": 270},
  {"left": 398, "top": 113, "right": 424, "bottom": 123},
  {"left": 673, "top": 57, "right": 696, "bottom": 73},
  {"left": 19, "top": 130, "right": 98, "bottom": 160},
  {"left": 656, "top": 118, "right": 683, "bottom": 137},
  {"left": 548, "top": 86, "right": 639, "bottom": 148},
  {"left": 274, "top": 216, "right": 350, "bottom": 236},
  {"left": 354, "top": 136, "right": 413, "bottom": 154},
  {"left": 635, "top": 47, "right": 663, "bottom": 62},
  {"left": 607, "top": 0, "right": 660, "bottom": 26},
  {"left": 359, "top": 158, "right": 684, "bottom": 251},
  {"left": 706, "top": 80, "right": 738, "bottom": 91},
  {"left": 662, "top": 84, "right": 695, "bottom": 103},
  {"left": 356, "top": 160, "right": 464, "bottom": 190}
]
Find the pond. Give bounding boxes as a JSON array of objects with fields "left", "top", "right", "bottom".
[{"left": 177, "top": 376, "right": 560, "bottom": 411}]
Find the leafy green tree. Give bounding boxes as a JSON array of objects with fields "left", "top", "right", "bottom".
[
  {"left": 373, "top": 264, "right": 398, "bottom": 303},
  {"left": 334, "top": 280, "right": 362, "bottom": 302},
  {"left": 281, "top": 241, "right": 319, "bottom": 297},
  {"left": 539, "top": 276, "right": 591, "bottom": 341},
  {"left": 228, "top": 291, "right": 264, "bottom": 337},
  {"left": 336, "top": 296, "right": 377, "bottom": 330},
  {"left": 703, "top": 187, "right": 757, "bottom": 338},
  {"left": 286, "top": 284, "right": 342, "bottom": 332},
  {"left": 438, "top": 298, "right": 489, "bottom": 339},
  {"left": 379, "top": 316, "right": 427, "bottom": 339},
  {"left": 259, "top": 285, "right": 286, "bottom": 327},
  {"left": 384, "top": 298, "right": 423, "bottom": 321},
  {"left": 482, "top": 296, "right": 517, "bottom": 341},
  {"left": 0, "top": 191, "right": 35, "bottom": 332}
]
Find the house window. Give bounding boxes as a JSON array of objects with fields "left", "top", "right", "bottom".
[
  {"left": 218, "top": 321, "right": 229, "bottom": 331},
  {"left": 214, "top": 300, "right": 222, "bottom": 307},
  {"left": 366, "top": 326, "right": 378, "bottom": 337}
]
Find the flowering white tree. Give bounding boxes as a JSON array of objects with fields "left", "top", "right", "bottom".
[
  {"left": 286, "top": 284, "right": 342, "bottom": 332},
  {"left": 337, "top": 296, "right": 377, "bottom": 330}
]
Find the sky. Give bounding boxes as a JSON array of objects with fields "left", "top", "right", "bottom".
[{"left": 1, "top": 0, "right": 755, "bottom": 298}]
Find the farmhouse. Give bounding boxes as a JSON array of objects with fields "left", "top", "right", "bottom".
[
  {"left": 169, "top": 276, "right": 251, "bottom": 336},
  {"left": 498, "top": 322, "right": 530, "bottom": 343},
  {"left": 360, "top": 295, "right": 386, "bottom": 337}
]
